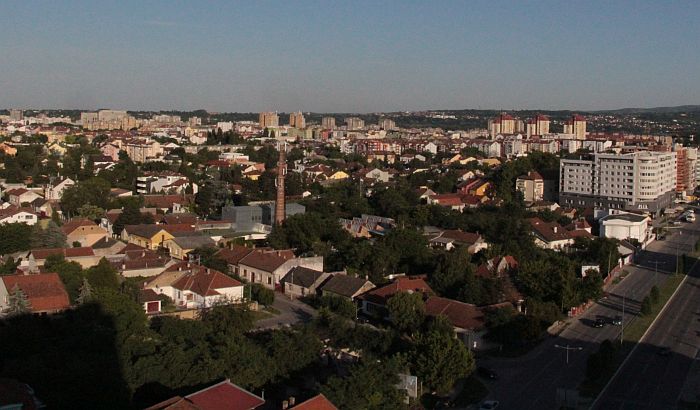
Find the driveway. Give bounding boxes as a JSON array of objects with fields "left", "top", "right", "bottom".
[{"left": 254, "top": 293, "right": 318, "bottom": 330}]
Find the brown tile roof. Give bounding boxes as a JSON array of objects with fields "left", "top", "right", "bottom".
[
  {"left": 238, "top": 249, "right": 293, "bottom": 273},
  {"left": 425, "top": 296, "right": 485, "bottom": 330},
  {"left": 527, "top": 217, "right": 572, "bottom": 242},
  {"left": 321, "top": 274, "right": 374, "bottom": 299},
  {"left": 143, "top": 194, "right": 194, "bottom": 209},
  {"left": 359, "top": 276, "right": 433, "bottom": 306},
  {"left": 215, "top": 246, "right": 255, "bottom": 266},
  {"left": 61, "top": 218, "right": 98, "bottom": 235},
  {"left": 172, "top": 268, "right": 242, "bottom": 297},
  {"left": 2, "top": 273, "right": 70, "bottom": 313}
]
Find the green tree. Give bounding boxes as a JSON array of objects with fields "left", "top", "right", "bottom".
[
  {"left": 30, "top": 222, "right": 67, "bottom": 249},
  {"left": 322, "top": 357, "right": 405, "bottom": 410},
  {"left": 3, "top": 285, "right": 31, "bottom": 316},
  {"left": 250, "top": 284, "right": 274, "bottom": 306},
  {"left": 75, "top": 277, "right": 95, "bottom": 305},
  {"left": 77, "top": 204, "right": 105, "bottom": 221},
  {"left": 60, "top": 177, "right": 111, "bottom": 217},
  {"left": 0, "top": 223, "right": 33, "bottom": 254},
  {"left": 640, "top": 296, "right": 652, "bottom": 316},
  {"left": 85, "top": 258, "right": 120, "bottom": 290},
  {"left": 413, "top": 316, "right": 474, "bottom": 395},
  {"left": 387, "top": 291, "right": 425, "bottom": 334},
  {"left": 45, "top": 254, "right": 85, "bottom": 303}
]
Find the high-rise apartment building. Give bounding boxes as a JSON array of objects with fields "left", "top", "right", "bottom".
[
  {"left": 559, "top": 151, "right": 676, "bottom": 213},
  {"left": 674, "top": 145, "right": 697, "bottom": 195},
  {"left": 345, "top": 117, "right": 365, "bottom": 130},
  {"left": 259, "top": 112, "right": 279, "bottom": 128},
  {"left": 321, "top": 117, "right": 336, "bottom": 130},
  {"left": 488, "top": 113, "right": 516, "bottom": 136},
  {"left": 379, "top": 118, "right": 396, "bottom": 130},
  {"left": 289, "top": 112, "right": 305, "bottom": 128},
  {"left": 9, "top": 109, "right": 23, "bottom": 121},
  {"left": 563, "top": 114, "right": 587, "bottom": 140},
  {"left": 526, "top": 114, "right": 550, "bottom": 137}
]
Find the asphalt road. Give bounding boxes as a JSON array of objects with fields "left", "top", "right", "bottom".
[
  {"left": 479, "top": 219, "right": 700, "bottom": 410},
  {"left": 593, "top": 224, "right": 700, "bottom": 409},
  {"left": 254, "top": 294, "right": 318, "bottom": 330}
]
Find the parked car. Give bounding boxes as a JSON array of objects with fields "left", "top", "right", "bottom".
[
  {"left": 479, "top": 401, "right": 499, "bottom": 410},
  {"left": 593, "top": 318, "right": 606, "bottom": 328},
  {"left": 477, "top": 367, "right": 498, "bottom": 380},
  {"left": 611, "top": 316, "right": 622, "bottom": 326}
]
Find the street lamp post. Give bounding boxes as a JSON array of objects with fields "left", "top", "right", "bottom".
[{"left": 554, "top": 344, "right": 583, "bottom": 364}]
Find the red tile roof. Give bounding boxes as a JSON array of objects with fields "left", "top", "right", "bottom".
[
  {"left": 359, "top": 277, "right": 433, "bottom": 306},
  {"left": 425, "top": 296, "right": 485, "bottom": 330},
  {"left": 238, "top": 249, "right": 293, "bottom": 273},
  {"left": 2, "top": 273, "right": 70, "bottom": 313},
  {"left": 186, "top": 379, "right": 265, "bottom": 410},
  {"left": 216, "top": 246, "right": 255, "bottom": 266},
  {"left": 171, "top": 266, "right": 242, "bottom": 297},
  {"left": 293, "top": 394, "right": 338, "bottom": 410}
]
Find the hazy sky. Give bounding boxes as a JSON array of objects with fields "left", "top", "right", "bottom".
[{"left": 1, "top": 0, "right": 699, "bottom": 113}]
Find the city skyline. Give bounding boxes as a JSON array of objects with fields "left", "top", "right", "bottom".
[{"left": 1, "top": 1, "right": 699, "bottom": 112}]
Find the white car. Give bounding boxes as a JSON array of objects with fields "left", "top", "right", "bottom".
[{"left": 479, "top": 400, "right": 499, "bottom": 410}]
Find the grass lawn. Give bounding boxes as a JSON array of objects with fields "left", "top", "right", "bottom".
[{"left": 580, "top": 272, "right": 685, "bottom": 398}]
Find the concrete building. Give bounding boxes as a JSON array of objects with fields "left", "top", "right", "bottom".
[
  {"left": 516, "top": 171, "right": 544, "bottom": 203},
  {"left": 563, "top": 114, "right": 587, "bottom": 140},
  {"left": 599, "top": 212, "right": 651, "bottom": 244},
  {"left": 258, "top": 111, "right": 279, "bottom": 128},
  {"left": 379, "top": 118, "right": 396, "bottom": 130},
  {"left": 289, "top": 111, "right": 305, "bottom": 128},
  {"left": 345, "top": 117, "right": 365, "bottom": 130},
  {"left": 488, "top": 113, "right": 515, "bottom": 136},
  {"left": 526, "top": 114, "right": 550, "bottom": 137},
  {"left": 559, "top": 151, "right": 676, "bottom": 213},
  {"left": 9, "top": 109, "right": 23, "bottom": 121},
  {"left": 674, "top": 145, "right": 697, "bottom": 196},
  {"left": 321, "top": 116, "right": 336, "bottom": 129}
]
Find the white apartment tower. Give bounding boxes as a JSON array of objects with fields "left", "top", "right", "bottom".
[
  {"left": 559, "top": 151, "right": 676, "bottom": 213},
  {"left": 563, "top": 114, "right": 587, "bottom": 140},
  {"left": 321, "top": 117, "right": 336, "bottom": 129}
]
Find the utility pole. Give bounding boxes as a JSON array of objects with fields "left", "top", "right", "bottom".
[{"left": 554, "top": 344, "right": 583, "bottom": 364}]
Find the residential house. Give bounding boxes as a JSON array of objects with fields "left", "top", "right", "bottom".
[
  {"left": 0, "top": 273, "right": 71, "bottom": 315},
  {"left": 281, "top": 266, "right": 332, "bottom": 298},
  {"left": 26, "top": 247, "right": 99, "bottom": 270},
  {"left": 121, "top": 223, "right": 195, "bottom": 250},
  {"left": 44, "top": 178, "right": 75, "bottom": 201},
  {"left": 358, "top": 276, "right": 433, "bottom": 319},
  {"left": 163, "top": 236, "right": 216, "bottom": 260},
  {"left": 5, "top": 188, "right": 42, "bottom": 207},
  {"left": 475, "top": 256, "right": 518, "bottom": 278},
  {"left": 236, "top": 249, "right": 323, "bottom": 290},
  {"left": 145, "top": 263, "right": 244, "bottom": 309},
  {"left": 527, "top": 217, "right": 575, "bottom": 250},
  {"left": 291, "top": 394, "right": 338, "bottom": 410},
  {"left": 30, "top": 198, "right": 53, "bottom": 217},
  {"left": 320, "top": 274, "right": 375, "bottom": 301},
  {"left": 145, "top": 379, "right": 265, "bottom": 410},
  {"left": 339, "top": 214, "right": 395, "bottom": 238},
  {"left": 424, "top": 296, "right": 486, "bottom": 348},
  {"left": 61, "top": 218, "right": 109, "bottom": 247},
  {"left": 109, "top": 244, "right": 170, "bottom": 277},
  {"left": 427, "top": 229, "right": 488, "bottom": 253},
  {"left": 91, "top": 237, "right": 127, "bottom": 257},
  {"left": 0, "top": 206, "right": 38, "bottom": 225}
]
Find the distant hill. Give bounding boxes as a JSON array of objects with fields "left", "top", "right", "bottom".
[{"left": 594, "top": 105, "right": 700, "bottom": 114}]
